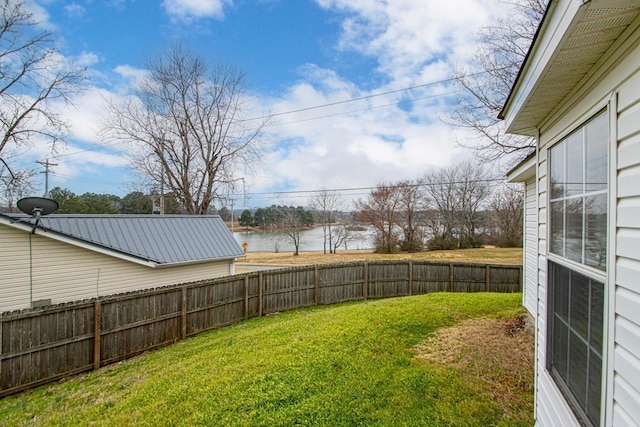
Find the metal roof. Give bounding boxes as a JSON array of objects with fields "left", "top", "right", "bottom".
[
  {"left": 0, "top": 214, "right": 244, "bottom": 266},
  {"left": 500, "top": 0, "right": 640, "bottom": 135}
]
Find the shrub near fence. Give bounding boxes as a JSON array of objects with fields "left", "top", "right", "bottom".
[{"left": 0, "top": 260, "right": 521, "bottom": 397}]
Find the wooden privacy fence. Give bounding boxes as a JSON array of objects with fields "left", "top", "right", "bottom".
[{"left": 0, "top": 260, "right": 521, "bottom": 397}]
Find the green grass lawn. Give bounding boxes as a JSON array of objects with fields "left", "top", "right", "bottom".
[{"left": 0, "top": 293, "right": 533, "bottom": 426}]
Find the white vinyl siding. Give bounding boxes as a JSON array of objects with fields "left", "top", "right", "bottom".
[
  {"left": 613, "top": 67, "right": 640, "bottom": 427},
  {"left": 0, "top": 225, "right": 234, "bottom": 313},
  {"left": 534, "top": 53, "right": 640, "bottom": 427},
  {"left": 0, "top": 227, "right": 31, "bottom": 311},
  {"left": 524, "top": 177, "right": 538, "bottom": 316}
]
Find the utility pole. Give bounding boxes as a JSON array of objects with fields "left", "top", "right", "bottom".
[{"left": 36, "top": 159, "right": 58, "bottom": 198}]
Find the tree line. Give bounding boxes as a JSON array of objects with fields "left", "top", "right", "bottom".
[
  {"left": 354, "top": 161, "right": 523, "bottom": 253},
  {"left": 43, "top": 187, "right": 183, "bottom": 215}
]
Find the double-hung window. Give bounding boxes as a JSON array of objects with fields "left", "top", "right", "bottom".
[{"left": 547, "top": 110, "right": 607, "bottom": 427}]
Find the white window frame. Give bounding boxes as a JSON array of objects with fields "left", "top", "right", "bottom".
[{"left": 545, "top": 107, "right": 610, "bottom": 427}]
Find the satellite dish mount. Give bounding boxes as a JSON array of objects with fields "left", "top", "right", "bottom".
[{"left": 17, "top": 197, "right": 59, "bottom": 234}]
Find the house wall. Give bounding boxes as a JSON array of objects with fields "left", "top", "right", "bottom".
[
  {"left": 523, "top": 177, "right": 538, "bottom": 317},
  {"left": 612, "top": 63, "right": 640, "bottom": 427},
  {"left": 0, "top": 225, "right": 234, "bottom": 313},
  {"left": 0, "top": 225, "right": 31, "bottom": 311},
  {"left": 533, "top": 28, "right": 640, "bottom": 427}
]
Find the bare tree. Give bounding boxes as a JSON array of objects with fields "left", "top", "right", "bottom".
[
  {"left": 395, "top": 180, "right": 424, "bottom": 252},
  {"left": 310, "top": 189, "right": 341, "bottom": 254},
  {"left": 355, "top": 183, "right": 401, "bottom": 253},
  {"left": 330, "top": 223, "right": 351, "bottom": 253},
  {"left": 422, "top": 161, "right": 491, "bottom": 249},
  {"left": 422, "top": 168, "right": 460, "bottom": 248},
  {"left": 103, "top": 43, "right": 268, "bottom": 214},
  {"left": 490, "top": 185, "right": 524, "bottom": 247},
  {"left": 450, "top": 0, "right": 546, "bottom": 162},
  {"left": 456, "top": 163, "right": 491, "bottom": 247},
  {"left": 0, "top": 164, "right": 35, "bottom": 210},
  {"left": 275, "top": 205, "right": 311, "bottom": 256},
  {"left": 0, "top": 0, "right": 85, "bottom": 192}
]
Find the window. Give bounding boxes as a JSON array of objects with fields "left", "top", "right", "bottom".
[
  {"left": 548, "top": 111, "right": 607, "bottom": 427},
  {"left": 549, "top": 111, "right": 608, "bottom": 271},
  {"left": 548, "top": 262, "right": 604, "bottom": 426}
]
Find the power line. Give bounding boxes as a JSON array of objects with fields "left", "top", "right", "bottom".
[
  {"left": 232, "top": 178, "right": 506, "bottom": 199},
  {"left": 242, "top": 70, "right": 487, "bottom": 122},
  {"left": 49, "top": 72, "right": 479, "bottom": 161},
  {"left": 51, "top": 171, "right": 125, "bottom": 187},
  {"left": 42, "top": 174, "right": 507, "bottom": 200},
  {"left": 264, "top": 90, "right": 461, "bottom": 128}
]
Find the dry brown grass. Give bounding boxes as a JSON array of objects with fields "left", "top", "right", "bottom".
[
  {"left": 237, "top": 247, "right": 523, "bottom": 267},
  {"left": 414, "top": 314, "right": 534, "bottom": 419}
]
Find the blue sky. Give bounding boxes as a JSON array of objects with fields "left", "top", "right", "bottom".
[{"left": 16, "top": 0, "right": 507, "bottom": 209}]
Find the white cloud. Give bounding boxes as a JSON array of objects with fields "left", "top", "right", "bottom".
[
  {"left": 162, "top": 0, "right": 232, "bottom": 21},
  {"left": 15, "top": 0, "right": 504, "bottom": 201},
  {"left": 113, "top": 64, "right": 148, "bottom": 89},
  {"left": 64, "top": 3, "right": 87, "bottom": 18},
  {"left": 22, "top": 0, "right": 56, "bottom": 30},
  {"left": 316, "top": 0, "right": 493, "bottom": 83},
  {"left": 73, "top": 52, "right": 101, "bottom": 67},
  {"left": 238, "top": 0, "right": 501, "bottom": 207},
  {"left": 243, "top": 66, "right": 469, "bottom": 207}
]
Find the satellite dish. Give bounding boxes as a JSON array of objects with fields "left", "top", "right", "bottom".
[
  {"left": 17, "top": 197, "right": 59, "bottom": 234},
  {"left": 17, "top": 197, "right": 59, "bottom": 216}
]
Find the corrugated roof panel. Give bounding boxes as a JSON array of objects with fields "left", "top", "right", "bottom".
[{"left": 1, "top": 214, "right": 244, "bottom": 265}]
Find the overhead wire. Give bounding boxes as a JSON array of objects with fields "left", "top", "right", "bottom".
[
  {"left": 240, "top": 70, "right": 488, "bottom": 122},
  {"left": 50, "top": 71, "right": 474, "bottom": 160},
  {"left": 42, "top": 69, "right": 501, "bottom": 198}
]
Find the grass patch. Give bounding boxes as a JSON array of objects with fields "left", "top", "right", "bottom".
[
  {"left": 239, "top": 247, "right": 523, "bottom": 267},
  {"left": 0, "top": 293, "right": 532, "bottom": 426}
]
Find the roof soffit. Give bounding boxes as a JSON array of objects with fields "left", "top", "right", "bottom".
[{"left": 503, "top": 0, "right": 640, "bottom": 135}]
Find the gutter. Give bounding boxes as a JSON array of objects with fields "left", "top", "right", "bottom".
[{"left": 154, "top": 255, "right": 242, "bottom": 269}]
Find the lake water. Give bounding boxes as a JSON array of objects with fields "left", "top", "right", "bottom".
[{"left": 233, "top": 226, "right": 375, "bottom": 253}]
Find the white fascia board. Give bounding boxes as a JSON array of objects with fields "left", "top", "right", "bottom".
[
  {"left": 1, "top": 217, "right": 159, "bottom": 268},
  {"left": 503, "top": 0, "right": 583, "bottom": 133},
  {"left": 155, "top": 257, "right": 237, "bottom": 269},
  {"left": 507, "top": 156, "right": 537, "bottom": 183}
]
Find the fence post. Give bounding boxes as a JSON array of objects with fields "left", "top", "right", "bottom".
[
  {"left": 181, "top": 287, "right": 187, "bottom": 339},
  {"left": 449, "top": 263, "right": 454, "bottom": 292},
  {"left": 314, "top": 265, "right": 319, "bottom": 305},
  {"left": 93, "top": 300, "right": 101, "bottom": 370},
  {"left": 408, "top": 260, "right": 413, "bottom": 296},
  {"left": 363, "top": 261, "right": 369, "bottom": 300},
  {"left": 486, "top": 265, "right": 491, "bottom": 292},
  {"left": 518, "top": 266, "right": 523, "bottom": 292},
  {"left": 258, "top": 272, "right": 264, "bottom": 316},
  {"left": 244, "top": 276, "right": 249, "bottom": 320}
]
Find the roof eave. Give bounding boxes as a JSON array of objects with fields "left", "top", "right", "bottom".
[
  {"left": 501, "top": 0, "right": 582, "bottom": 134},
  {"left": 0, "top": 216, "right": 160, "bottom": 268},
  {"left": 501, "top": 0, "right": 640, "bottom": 135},
  {"left": 498, "top": 0, "right": 556, "bottom": 122},
  {"left": 155, "top": 255, "right": 241, "bottom": 269},
  {"left": 506, "top": 153, "right": 537, "bottom": 183}
]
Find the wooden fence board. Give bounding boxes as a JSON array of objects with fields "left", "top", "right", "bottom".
[
  {"left": 0, "top": 260, "right": 521, "bottom": 397},
  {"left": 317, "top": 264, "right": 365, "bottom": 304}
]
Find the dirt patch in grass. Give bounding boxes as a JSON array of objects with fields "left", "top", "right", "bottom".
[{"left": 414, "top": 314, "right": 534, "bottom": 418}]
